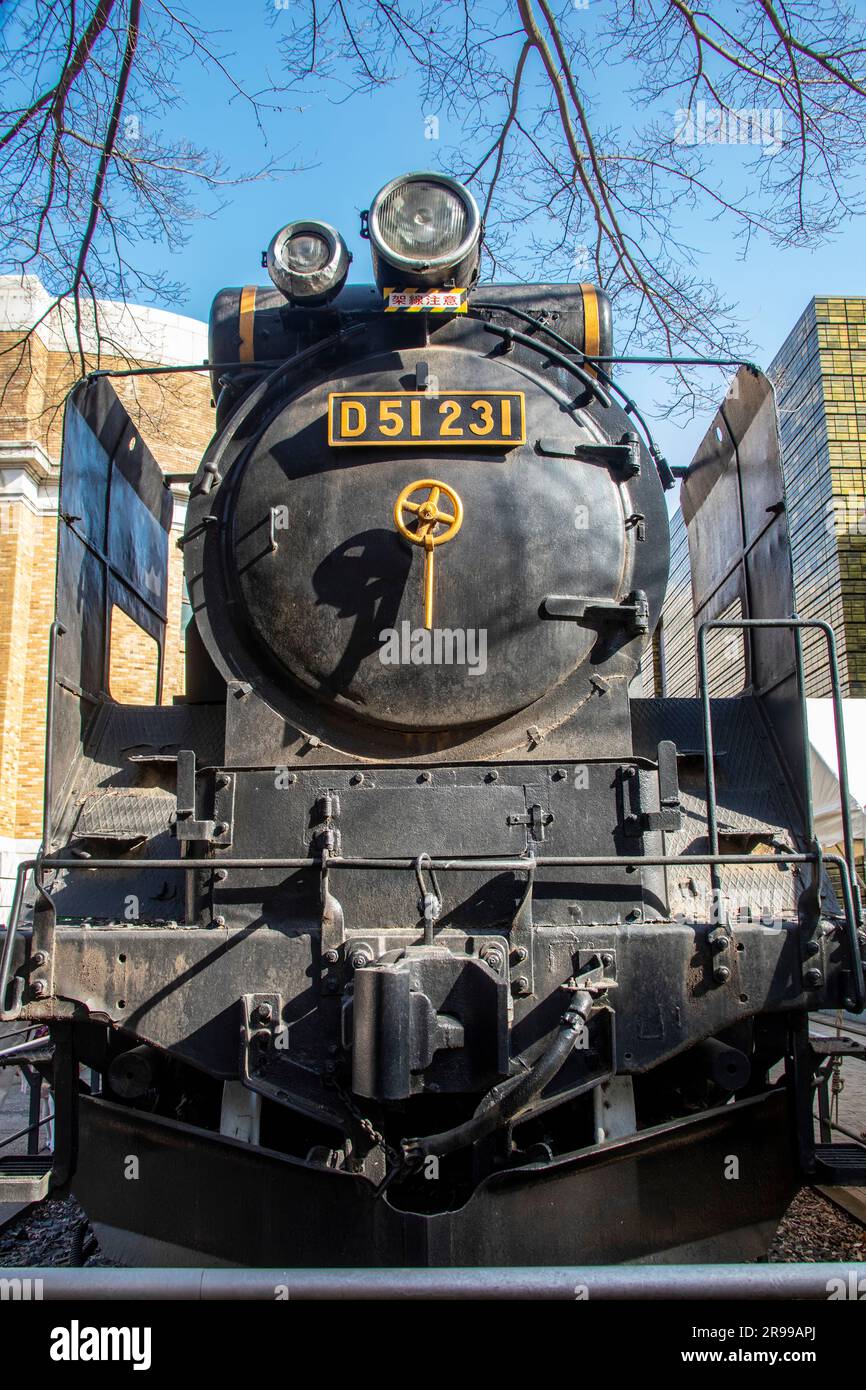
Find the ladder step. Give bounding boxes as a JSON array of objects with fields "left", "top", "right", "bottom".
[
  {"left": 814, "top": 1143, "right": 866, "bottom": 1185},
  {"left": 0, "top": 1155, "right": 52, "bottom": 1202}
]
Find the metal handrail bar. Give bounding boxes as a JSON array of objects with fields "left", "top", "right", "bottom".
[{"left": 0, "top": 1263, "right": 862, "bottom": 1300}]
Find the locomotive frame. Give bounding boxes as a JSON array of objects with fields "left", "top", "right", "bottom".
[{"left": 1, "top": 187, "right": 865, "bottom": 1267}]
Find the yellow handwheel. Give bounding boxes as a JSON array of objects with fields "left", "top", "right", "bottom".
[{"left": 393, "top": 480, "right": 464, "bottom": 629}]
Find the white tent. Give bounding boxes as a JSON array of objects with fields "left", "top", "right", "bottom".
[{"left": 805, "top": 699, "right": 866, "bottom": 849}]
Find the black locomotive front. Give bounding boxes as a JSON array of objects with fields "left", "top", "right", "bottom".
[{"left": 2, "top": 170, "right": 863, "bottom": 1268}]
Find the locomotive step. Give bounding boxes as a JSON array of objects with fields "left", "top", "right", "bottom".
[
  {"left": 813, "top": 1143, "right": 866, "bottom": 1185},
  {"left": 0, "top": 1155, "right": 52, "bottom": 1203}
]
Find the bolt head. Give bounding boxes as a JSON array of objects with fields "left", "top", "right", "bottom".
[
  {"left": 323, "top": 949, "right": 339, "bottom": 965},
  {"left": 350, "top": 951, "right": 370, "bottom": 971},
  {"left": 713, "top": 965, "right": 731, "bottom": 984},
  {"left": 31, "top": 981, "right": 46, "bottom": 998},
  {"left": 513, "top": 975, "right": 531, "bottom": 997},
  {"left": 481, "top": 948, "right": 504, "bottom": 972},
  {"left": 804, "top": 968, "right": 823, "bottom": 988},
  {"left": 255, "top": 1002, "right": 272, "bottom": 1023}
]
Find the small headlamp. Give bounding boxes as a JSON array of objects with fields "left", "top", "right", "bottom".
[{"left": 266, "top": 219, "right": 351, "bottom": 305}]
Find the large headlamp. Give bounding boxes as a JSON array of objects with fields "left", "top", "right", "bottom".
[
  {"left": 266, "top": 219, "right": 351, "bottom": 305},
  {"left": 366, "top": 172, "right": 482, "bottom": 291}
]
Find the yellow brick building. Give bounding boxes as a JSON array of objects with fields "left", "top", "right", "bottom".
[
  {"left": 0, "top": 276, "right": 213, "bottom": 911},
  {"left": 770, "top": 296, "right": 866, "bottom": 697}
]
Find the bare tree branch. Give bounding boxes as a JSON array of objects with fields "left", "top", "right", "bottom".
[{"left": 273, "top": 0, "right": 866, "bottom": 410}]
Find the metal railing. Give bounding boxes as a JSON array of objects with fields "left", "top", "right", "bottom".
[
  {"left": 0, "top": 1262, "right": 862, "bottom": 1299},
  {"left": 1, "top": 618, "right": 863, "bottom": 1019}
]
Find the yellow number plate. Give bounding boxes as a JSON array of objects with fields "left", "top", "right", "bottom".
[{"left": 327, "top": 391, "right": 526, "bottom": 448}]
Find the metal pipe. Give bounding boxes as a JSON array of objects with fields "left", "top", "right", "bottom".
[
  {"left": 695, "top": 1037, "right": 751, "bottom": 1092},
  {"left": 42, "top": 620, "right": 66, "bottom": 853},
  {"left": 697, "top": 617, "right": 865, "bottom": 1009},
  {"left": 2, "top": 1263, "right": 862, "bottom": 1300},
  {"left": 402, "top": 989, "right": 594, "bottom": 1161},
  {"left": 697, "top": 623, "right": 722, "bottom": 909},
  {"left": 793, "top": 625, "right": 817, "bottom": 850},
  {"left": 28, "top": 850, "right": 859, "bottom": 1003},
  {"left": 36, "top": 851, "right": 832, "bottom": 870},
  {"left": 815, "top": 1115, "right": 866, "bottom": 1145},
  {"left": 481, "top": 322, "right": 612, "bottom": 408},
  {"left": 0, "top": 1036, "right": 52, "bottom": 1062},
  {"left": 699, "top": 618, "right": 860, "bottom": 920},
  {"left": 0, "top": 859, "right": 34, "bottom": 1021},
  {"left": 591, "top": 355, "right": 761, "bottom": 370},
  {"left": 0, "top": 1110, "right": 53, "bottom": 1151},
  {"left": 470, "top": 304, "right": 674, "bottom": 488}
]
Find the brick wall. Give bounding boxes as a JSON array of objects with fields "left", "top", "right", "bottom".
[{"left": 0, "top": 279, "right": 213, "bottom": 845}]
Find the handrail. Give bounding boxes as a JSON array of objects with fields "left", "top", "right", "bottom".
[
  {"left": 22, "top": 848, "right": 862, "bottom": 1011},
  {"left": 1, "top": 1262, "right": 862, "bottom": 1299},
  {"left": 698, "top": 616, "right": 865, "bottom": 1011},
  {"left": 0, "top": 859, "right": 34, "bottom": 1021}
]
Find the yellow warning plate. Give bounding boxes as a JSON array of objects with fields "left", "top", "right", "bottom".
[{"left": 383, "top": 287, "right": 468, "bottom": 313}]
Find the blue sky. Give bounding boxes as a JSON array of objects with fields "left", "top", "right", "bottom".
[{"left": 127, "top": 1, "right": 866, "bottom": 469}]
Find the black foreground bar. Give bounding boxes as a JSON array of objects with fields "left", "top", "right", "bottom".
[{"left": 3, "top": 1263, "right": 864, "bottom": 1299}]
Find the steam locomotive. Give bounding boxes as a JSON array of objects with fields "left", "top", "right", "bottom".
[{"left": 1, "top": 170, "right": 864, "bottom": 1267}]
